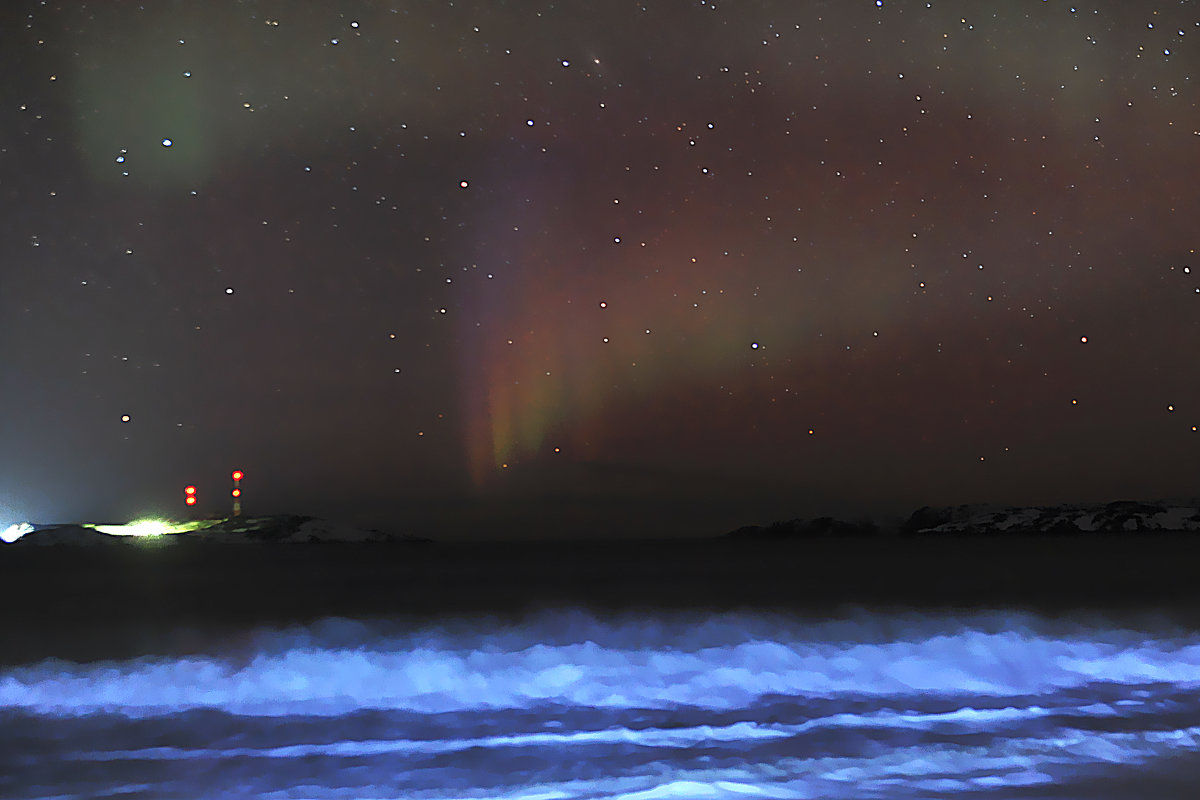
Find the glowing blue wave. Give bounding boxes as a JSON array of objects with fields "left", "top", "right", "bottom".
[{"left": 3, "top": 610, "right": 1200, "bottom": 799}]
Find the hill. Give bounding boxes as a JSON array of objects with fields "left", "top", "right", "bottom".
[
  {"left": 726, "top": 500, "right": 1200, "bottom": 539},
  {"left": 3, "top": 515, "right": 430, "bottom": 546}
]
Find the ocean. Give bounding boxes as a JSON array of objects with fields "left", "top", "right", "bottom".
[
  {"left": 6, "top": 535, "right": 1200, "bottom": 798},
  {"left": 5, "top": 607, "right": 1200, "bottom": 799}
]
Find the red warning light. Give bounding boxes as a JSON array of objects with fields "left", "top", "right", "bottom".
[
  {"left": 184, "top": 485, "right": 197, "bottom": 495},
  {"left": 185, "top": 496, "right": 197, "bottom": 506},
  {"left": 231, "top": 488, "right": 242, "bottom": 498},
  {"left": 231, "top": 470, "right": 244, "bottom": 482}
]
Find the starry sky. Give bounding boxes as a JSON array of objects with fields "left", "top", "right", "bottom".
[{"left": 2, "top": 1, "right": 1198, "bottom": 538}]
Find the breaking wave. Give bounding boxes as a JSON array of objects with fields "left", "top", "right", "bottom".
[{"left": 4, "top": 609, "right": 1200, "bottom": 798}]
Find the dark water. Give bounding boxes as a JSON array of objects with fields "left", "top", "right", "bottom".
[{"left": 5, "top": 608, "right": 1200, "bottom": 799}]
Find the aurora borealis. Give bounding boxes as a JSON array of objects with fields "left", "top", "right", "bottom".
[{"left": 2, "top": 1, "right": 1198, "bottom": 537}]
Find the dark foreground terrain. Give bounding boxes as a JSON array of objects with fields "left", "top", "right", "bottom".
[{"left": 3, "top": 533, "right": 1200, "bottom": 665}]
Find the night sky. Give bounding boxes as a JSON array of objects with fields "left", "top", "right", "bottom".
[{"left": 2, "top": 1, "right": 1198, "bottom": 538}]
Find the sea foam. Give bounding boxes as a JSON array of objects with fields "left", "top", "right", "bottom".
[{"left": 3, "top": 609, "right": 1200, "bottom": 799}]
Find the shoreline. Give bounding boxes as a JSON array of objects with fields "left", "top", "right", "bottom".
[{"left": 4, "top": 534, "right": 1200, "bottom": 665}]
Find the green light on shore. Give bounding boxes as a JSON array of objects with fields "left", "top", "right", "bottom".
[{"left": 90, "top": 518, "right": 215, "bottom": 537}]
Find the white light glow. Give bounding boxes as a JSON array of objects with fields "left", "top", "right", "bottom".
[{"left": 1, "top": 522, "right": 33, "bottom": 543}]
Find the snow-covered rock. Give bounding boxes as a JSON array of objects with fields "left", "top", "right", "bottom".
[
  {"left": 186, "top": 515, "right": 423, "bottom": 544},
  {"left": 906, "top": 500, "right": 1200, "bottom": 535},
  {"left": 7, "top": 525, "right": 123, "bottom": 546}
]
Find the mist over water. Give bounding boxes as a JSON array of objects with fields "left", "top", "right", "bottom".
[{"left": 4, "top": 608, "right": 1200, "bottom": 799}]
